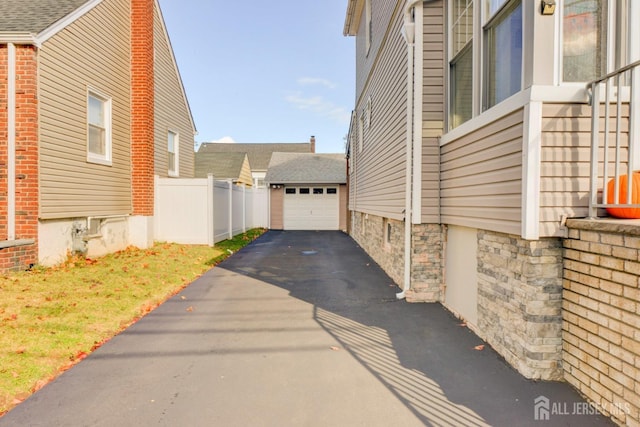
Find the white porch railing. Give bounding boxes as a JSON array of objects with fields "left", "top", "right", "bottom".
[
  {"left": 155, "top": 175, "right": 268, "bottom": 245},
  {"left": 588, "top": 59, "right": 640, "bottom": 218}
]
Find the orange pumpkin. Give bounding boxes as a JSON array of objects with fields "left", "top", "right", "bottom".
[{"left": 606, "top": 171, "right": 640, "bottom": 219}]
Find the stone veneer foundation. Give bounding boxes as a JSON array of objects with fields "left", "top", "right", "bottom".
[
  {"left": 477, "top": 230, "right": 564, "bottom": 380},
  {"left": 349, "top": 211, "right": 443, "bottom": 302}
]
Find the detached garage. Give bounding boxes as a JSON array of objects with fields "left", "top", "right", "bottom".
[{"left": 265, "top": 153, "right": 347, "bottom": 231}]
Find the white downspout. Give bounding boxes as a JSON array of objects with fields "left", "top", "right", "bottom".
[
  {"left": 7, "top": 43, "right": 16, "bottom": 241},
  {"left": 397, "top": 0, "right": 422, "bottom": 300}
]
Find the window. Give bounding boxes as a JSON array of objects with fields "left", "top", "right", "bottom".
[
  {"left": 313, "top": 188, "right": 324, "bottom": 194},
  {"left": 483, "top": 0, "right": 522, "bottom": 110},
  {"left": 327, "top": 188, "right": 337, "bottom": 194},
  {"left": 168, "top": 130, "right": 179, "bottom": 176},
  {"left": 87, "top": 91, "right": 111, "bottom": 164},
  {"left": 365, "top": 96, "right": 372, "bottom": 128},
  {"left": 285, "top": 188, "right": 296, "bottom": 194},
  {"left": 562, "top": 0, "right": 628, "bottom": 83},
  {"left": 449, "top": 0, "right": 474, "bottom": 128},
  {"left": 299, "top": 188, "right": 310, "bottom": 194},
  {"left": 358, "top": 113, "right": 364, "bottom": 152},
  {"left": 365, "top": 0, "right": 372, "bottom": 54}
]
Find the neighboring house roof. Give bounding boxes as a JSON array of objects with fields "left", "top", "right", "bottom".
[
  {"left": 265, "top": 153, "right": 346, "bottom": 184},
  {"left": 195, "top": 152, "right": 249, "bottom": 180},
  {"left": 0, "top": 0, "right": 100, "bottom": 44},
  {"left": 197, "top": 143, "right": 313, "bottom": 171},
  {"left": 0, "top": 0, "right": 90, "bottom": 33}
]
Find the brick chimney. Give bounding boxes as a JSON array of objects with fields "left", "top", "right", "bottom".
[
  {"left": 131, "top": 0, "right": 154, "bottom": 216},
  {"left": 310, "top": 135, "right": 316, "bottom": 153}
]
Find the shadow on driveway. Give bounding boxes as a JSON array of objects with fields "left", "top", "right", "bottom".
[
  {"left": 0, "top": 231, "right": 614, "bottom": 426},
  {"left": 219, "top": 231, "right": 613, "bottom": 426}
]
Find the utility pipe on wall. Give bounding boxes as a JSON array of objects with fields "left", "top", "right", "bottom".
[{"left": 397, "top": 0, "right": 433, "bottom": 300}]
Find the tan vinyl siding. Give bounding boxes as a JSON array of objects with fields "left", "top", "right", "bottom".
[
  {"left": 351, "top": 0, "right": 408, "bottom": 220},
  {"left": 355, "top": 0, "right": 400, "bottom": 99},
  {"left": 270, "top": 187, "right": 284, "bottom": 229},
  {"left": 339, "top": 184, "right": 348, "bottom": 231},
  {"left": 39, "top": 0, "right": 132, "bottom": 219},
  {"left": 540, "top": 103, "right": 629, "bottom": 237},
  {"left": 238, "top": 156, "right": 253, "bottom": 187},
  {"left": 440, "top": 109, "right": 524, "bottom": 235},
  {"left": 421, "top": 1, "right": 444, "bottom": 223},
  {"left": 154, "top": 6, "right": 195, "bottom": 178}
]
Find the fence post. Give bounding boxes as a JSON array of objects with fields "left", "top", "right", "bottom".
[
  {"left": 242, "top": 185, "right": 247, "bottom": 233},
  {"left": 207, "top": 174, "right": 214, "bottom": 246},
  {"left": 228, "top": 180, "right": 233, "bottom": 239}
]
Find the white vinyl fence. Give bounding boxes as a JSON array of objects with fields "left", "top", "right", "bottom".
[{"left": 155, "top": 175, "right": 268, "bottom": 246}]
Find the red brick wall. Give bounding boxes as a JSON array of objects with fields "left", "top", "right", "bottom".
[
  {"left": 131, "top": 0, "right": 155, "bottom": 216},
  {"left": 0, "top": 46, "right": 7, "bottom": 240},
  {"left": 0, "top": 44, "right": 39, "bottom": 271}
]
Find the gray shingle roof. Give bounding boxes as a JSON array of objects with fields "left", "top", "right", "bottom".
[
  {"left": 194, "top": 152, "right": 248, "bottom": 180},
  {"left": 0, "top": 0, "right": 91, "bottom": 34},
  {"left": 265, "top": 153, "right": 346, "bottom": 184},
  {"left": 197, "top": 143, "right": 312, "bottom": 171}
]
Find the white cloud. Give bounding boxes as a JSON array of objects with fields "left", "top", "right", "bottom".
[
  {"left": 285, "top": 92, "right": 351, "bottom": 125},
  {"left": 297, "top": 77, "right": 337, "bottom": 89},
  {"left": 210, "top": 136, "right": 236, "bottom": 144}
]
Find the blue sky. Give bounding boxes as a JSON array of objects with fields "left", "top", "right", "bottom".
[{"left": 157, "top": 0, "right": 355, "bottom": 153}]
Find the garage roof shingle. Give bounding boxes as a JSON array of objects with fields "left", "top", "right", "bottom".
[{"left": 265, "top": 153, "right": 346, "bottom": 184}]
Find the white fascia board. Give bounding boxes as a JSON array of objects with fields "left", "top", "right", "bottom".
[
  {"left": 36, "top": 0, "right": 103, "bottom": 45},
  {"left": 0, "top": 32, "right": 39, "bottom": 46}
]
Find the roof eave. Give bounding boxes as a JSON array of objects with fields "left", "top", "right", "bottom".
[
  {"left": 343, "top": 0, "right": 365, "bottom": 36},
  {"left": 36, "top": 0, "right": 103, "bottom": 45},
  {"left": 0, "top": 32, "right": 39, "bottom": 46}
]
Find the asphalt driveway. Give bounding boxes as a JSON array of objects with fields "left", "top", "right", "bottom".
[{"left": 1, "top": 231, "right": 612, "bottom": 426}]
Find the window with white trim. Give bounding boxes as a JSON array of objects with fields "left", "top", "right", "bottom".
[
  {"left": 365, "top": 0, "right": 372, "bottom": 54},
  {"left": 483, "top": 0, "right": 522, "bottom": 110},
  {"left": 358, "top": 112, "right": 364, "bottom": 152},
  {"left": 449, "top": 0, "right": 474, "bottom": 128},
  {"left": 168, "top": 130, "right": 179, "bottom": 176},
  {"left": 87, "top": 90, "right": 112, "bottom": 164},
  {"left": 562, "top": 0, "right": 628, "bottom": 83}
]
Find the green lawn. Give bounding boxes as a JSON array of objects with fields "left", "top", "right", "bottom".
[{"left": 0, "top": 228, "right": 265, "bottom": 415}]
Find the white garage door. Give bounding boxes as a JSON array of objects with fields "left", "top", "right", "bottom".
[{"left": 283, "top": 186, "right": 339, "bottom": 230}]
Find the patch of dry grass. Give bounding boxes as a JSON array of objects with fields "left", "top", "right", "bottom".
[{"left": 0, "top": 228, "right": 265, "bottom": 415}]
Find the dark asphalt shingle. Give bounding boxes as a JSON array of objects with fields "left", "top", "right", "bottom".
[
  {"left": 265, "top": 152, "right": 346, "bottom": 184},
  {"left": 0, "top": 0, "right": 91, "bottom": 34},
  {"left": 194, "top": 152, "right": 248, "bottom": 180},
  {"left": 197, "top": 143, "right": 312, "bottom": 171}
]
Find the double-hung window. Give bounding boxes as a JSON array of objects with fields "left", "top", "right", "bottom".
[
  {"left": 365, "top": 0, "right": 372, "bottom": 55},
  {"left": 168, "top": 130, "right": 179, "bottom": 176},
  {"left": 449, "top": 0, "right": 474, "bottom": 128},
  {"left": 483, "top": 0, "right": 522, "bottom": 110},
  {"left": 87, "top": 90, "right": 112, "bottom": 164},
  {"left": 562, "top": 0, "right": 629, "bottom": 83}
]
